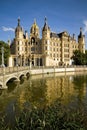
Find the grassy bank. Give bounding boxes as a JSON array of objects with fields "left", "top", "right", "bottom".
[{"left": 0, "top": 100, "right": 87, "bottom": 130}]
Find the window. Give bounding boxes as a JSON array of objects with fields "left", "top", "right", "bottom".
[
  {"left": 25, "top": 42, "right": 27, "bottom": 46},
  {"left": 18, "top": 47, "right": 19, "bottom": 51},
  {"left": 64, "top": 49, "right": 69, "bottom": 52},
  {"left": 31, "top": 37, "right": 35, "bottom": 43},
  {"left": 18, "top": 41, "right": 19, "bottom": 45},
  {"left": 64, "top": 54, "right": 69, "bottom": 58},
  {"left": 31, "top": 47, "right": 35, "bottom": 51},
  {"left": 45, "top": 41, "right": 47, "bottom": 44},
  {"left": 64, "top": 44, "right": 69, "bottom": 47},
  {"left": 45, "top": 46, "right": 47, "bottom": 50}
]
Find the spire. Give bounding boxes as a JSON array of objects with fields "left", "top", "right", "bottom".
[
  {"left": 44, "top": 17, "right": 47, "bottom": 25},
  {"left": 80, "top": 27, "right": 82, "bottom": 32},
  {"left": 73, "top": 34, "right": 75, "bottom": 39},
  {"left": 18, "top": 18, "right": 20, "bottom": 26},
  {"left": 78, "top": 27, "right": 83, "bottom": 38},
  {"left": 15, "top": 17, "right": 23, "bottom": 33},
  {"left": 42, "top": 17, "right": 50, "bottom": 31},
  {"left": 34, "top": 18, "right": 36, "bottom": 25},
  {"left": 80, "top": 27, "right": 82, "bottom": 35}
]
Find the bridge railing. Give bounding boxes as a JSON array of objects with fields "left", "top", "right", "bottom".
[
  {"left": 0, "top": 67, "right": 3, "bottom": 75},
  {"left": 0, "top": 66, "right": 30, "bottom": 75},
  {"left": 0, "top": 65, "right": 87, "bottom": 75}
]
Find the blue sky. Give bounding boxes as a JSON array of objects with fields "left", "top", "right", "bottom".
[{"left": 0, "top": 0, "right": 87, "bottom": 47}]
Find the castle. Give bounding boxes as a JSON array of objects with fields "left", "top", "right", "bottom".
[{"left": 9, "top": 18, "right": 85, "bottom": 67}]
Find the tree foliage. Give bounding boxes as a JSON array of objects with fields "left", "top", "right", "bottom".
[
  {"left": 72, "top": 50, "right": 87, "bottom": 65},
  {"left": 85, "top": 50, "right": 87, "bottom": 65},
  {"left": 0, "top": 41, "right": 10, "bottom": 66}
]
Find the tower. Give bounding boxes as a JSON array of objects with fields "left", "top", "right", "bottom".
[
  {"left": 78, "top": 27, "right": 85, "bottom": 53},
  {"left": 15, "top": 18, "right": 24, "bottom": 39},
  {"left": 42, "top": 17, "right": 51, "bottom": 66},
  {"left": 14, "top": 18, "right": 26, "bottom": 66},
  {"left": 42, "top": 17, "right": 50, "bottom": 39},
  {"left": 25, "top": 30, "right": 28, "bottom": 40},
  {"left": 29, "top": 19, "right": 42, "bottom": 66}
]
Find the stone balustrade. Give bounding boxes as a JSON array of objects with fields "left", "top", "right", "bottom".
[{"left": 0, "top": 65, "right": 87, "bottom": 89}]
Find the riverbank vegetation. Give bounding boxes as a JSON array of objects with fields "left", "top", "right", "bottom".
[
  {"left": 0, "top": 41, "right": 10, "bottom": 66},
  {"left": 72, "top": 50, "right": 87, "bottom": 65},
  {"left": 0, "top": 100, "right": 87, "bottom": 130}
]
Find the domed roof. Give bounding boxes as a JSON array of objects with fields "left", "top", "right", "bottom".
[
  {"left": 31, "top": 19, "right": 39, "bottom": 30},
  {"left": 30, "top": 19, "right": 39, "bottom": 35},
  {"left": 15, "top": 18, "right": 23, "bottom": 32}
]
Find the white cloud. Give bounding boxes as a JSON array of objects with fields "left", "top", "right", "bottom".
[
  {"left": 2, "top": 26, "right": 15, "bottom": 32},
  {"left": 83, "top": 20, "right": 87, "bottom": 34}
]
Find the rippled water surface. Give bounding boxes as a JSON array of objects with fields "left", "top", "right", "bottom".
[{"left": 0, "top": 72, "right": 87, "bottom": 123}]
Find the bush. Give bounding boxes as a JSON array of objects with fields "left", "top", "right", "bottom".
[{"left": 0, "top": 100, "right": 86, "bottom": 130}]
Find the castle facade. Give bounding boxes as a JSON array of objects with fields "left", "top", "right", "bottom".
[{"left": 9, "top": 18, "right": 85, "bottom": 67}]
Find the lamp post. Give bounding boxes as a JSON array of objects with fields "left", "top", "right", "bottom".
[
  {"left": 1, "top": 47, "right": 5, "bottom": 67},
  {"left": 1, "top": 47, "right": 5, "bottom": 76},
  {"left": 16, "top": 54, "right": 18, "bottom": 66},
  {"left": 29, "top": 54, "right": 32, "bottom": 69}
]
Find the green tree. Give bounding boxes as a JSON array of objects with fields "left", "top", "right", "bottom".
[
  {"left": 0, "top": 41, "right": 10, "bottom": 66},
  {"left": 72, "top": 50, "right": 85, "bottom": 65},
  {"left": 85, "top": 50, "right": 87, "bottom": 65}
]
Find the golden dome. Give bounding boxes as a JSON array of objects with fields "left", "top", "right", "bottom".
[{"left": 30, "top": 19, "right": 39, "bottom": 34}]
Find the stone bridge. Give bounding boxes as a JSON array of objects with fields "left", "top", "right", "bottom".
[
  {"left": 0, "top": 65, "right": 87, "bottom": 89},
  {"left": 0, "top": 66, "right": 31, "bottom": 89}
]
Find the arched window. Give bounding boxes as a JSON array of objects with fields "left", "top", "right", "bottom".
[{"left": 31, "top": 37, "right": 35, "bottom": 44}]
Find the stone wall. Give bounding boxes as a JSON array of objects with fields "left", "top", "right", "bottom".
[{"left": 30, "top": 66, "right": 86, "bottom": 75}]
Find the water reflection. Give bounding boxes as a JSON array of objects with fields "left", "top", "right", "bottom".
[
  {"left": 7, "top": 81, "right": 17, "bottom": 92},
  {"left": 0, "top": 72, "right": 87, "bottom": 116}
]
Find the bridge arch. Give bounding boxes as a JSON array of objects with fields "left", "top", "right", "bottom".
[
  {"left": 0, "top": 67, "right": 31, "bottom": 89},
  {"left": 18, "top": 72, "right": 26, "bottom": 80},
  {"left": 18, "top": 71, "right": 30, "bottom": 79},
  {"left": 26, "top": 72, "right": 30, "bottom": 79},
  {"left": 5, "top": 76, "right": 19, "bottom": 86},
  {"left": 26, "top": 71, "right": 30, "bottom": 76}
]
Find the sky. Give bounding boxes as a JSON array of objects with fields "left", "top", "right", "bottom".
[{"left": 0, "top": 0, "right": 87, "bottom": 47}]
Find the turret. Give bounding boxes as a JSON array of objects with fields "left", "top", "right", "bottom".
[
  {"left": 42, "top": 17, "right": 51, "bottom": 66},
  {"left": 15, "top": 18, "right": 24, "bottom": 39},
  {"left": 78, "top": 27, "right": 85, "bottom": 53},
  {"left": 25, "top": 30, "right": 28, "bottom": 39},
  {"left": 30, "top": 19, "right": 39, "bottom": 38},
  {"left": 42, "top": 17, "right": 50, "bottom": 39}
]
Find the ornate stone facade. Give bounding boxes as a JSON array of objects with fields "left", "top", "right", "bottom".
[{"left": 9, "top": 18, "right": 85, "bottom": 67}]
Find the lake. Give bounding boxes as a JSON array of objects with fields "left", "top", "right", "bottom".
[{"left": 0, "top": 72, "right": 87, "bottom": 128}]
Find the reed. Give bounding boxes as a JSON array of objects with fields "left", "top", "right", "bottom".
[{"left": 0, "top": 100, "right": 86, "bottom": 130}]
